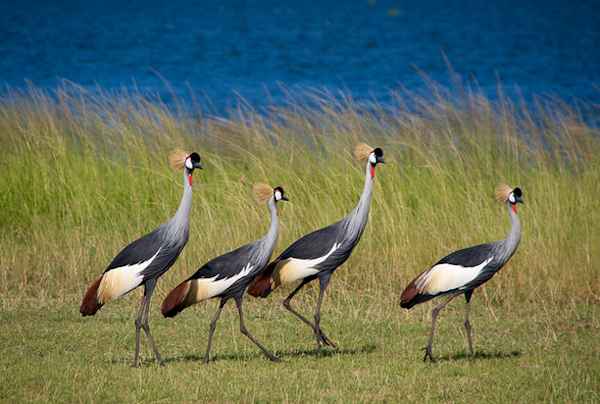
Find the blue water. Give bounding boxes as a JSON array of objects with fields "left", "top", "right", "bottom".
[{"left": 1, "top": 0, "right": 599, "bottom": 114}]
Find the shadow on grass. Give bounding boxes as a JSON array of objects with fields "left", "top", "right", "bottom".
[
  {"left": 278, "top": 343, "right": 378, "bottom": 359},
  {"left": 164, "top": 343, "right": 378, "bottom": 364},
  {"left": 107, "top": 357, "right": 164, "bottom": 368},
  {"left": 435, "top": 349, "right": 522, "bottom": 362}
]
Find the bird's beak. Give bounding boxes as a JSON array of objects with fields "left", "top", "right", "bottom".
[
  {"left": 193, "top": 163, "right": 204, "bottom": 170},
  {"left": 516, "top": 196, "right": 524, "bottom": 204},
  {"left": 377, "top": 156, "right": 386, "bottom": 164},
  {"left": 281, "top": 196, "right": 289, "bottom": 201}
]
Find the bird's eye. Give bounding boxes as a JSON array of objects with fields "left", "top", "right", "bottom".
[{"left": 185, "top": 157, "right": 193, "bottom": 170}]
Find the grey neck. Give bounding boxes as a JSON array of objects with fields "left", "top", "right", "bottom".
[
  {"left": 343, "top": 160, "right": 375, "bottom": 237},
  {"left": 164, "top": 168, "right": 194, "bottom": 238},
  {"left": 501, "top": 202, "right": 522, "bottom": 260},
  {"left": 259, "top": 197, "right": 280, "bottom": 259}
]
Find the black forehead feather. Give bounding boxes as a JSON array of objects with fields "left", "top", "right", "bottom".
[
  {"left": 374, "top": 147, "right": 383, "bottom": 157},
  {"left": 189, "top": 152, "right": 201, "bottom": 163},
  {"left": 513, "top": 187, "right": 522, "bottom": 197},
  {"left": 274, "top": 186, "right": 285, "bottom": 195}
]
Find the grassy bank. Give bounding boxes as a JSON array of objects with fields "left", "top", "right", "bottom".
[
  {"left": 1, "top": 84, "right": 598, "bottom": 303},
  {"left": 0, "top": 84, "right": 599, "bottom": 402}
]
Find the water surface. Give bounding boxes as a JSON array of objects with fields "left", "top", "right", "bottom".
[{"left": 1, "top": 0, "right": 598, "bottom": 113}]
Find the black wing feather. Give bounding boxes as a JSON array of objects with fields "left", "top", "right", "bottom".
[
  {"left": 105, "top": 230, "right": 164, "bottom": 271},
  {"left": 278, "top": 221, "right": 345, "bottom": 261},
  {"left": 437, "top": 241, "right": 505, "bottom": 291},
  {"left": 188, "top": 243, "right": 257, "bottom": 281},
  {"left": 105, "top": 227, "right": 188, "bottom": 282},
  {"left": 436, "top": 242, "right": 496, "bottom": 268}
]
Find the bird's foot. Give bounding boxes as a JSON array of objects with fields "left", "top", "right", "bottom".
[
  {"left": 422, "top": 346, "right": 436, "bottom": 363},
  {"left": 267, "top": 354, "right": 282, "bottom": 363},
  {"left": 319, "top": 333, "right": 338, "bottom": 349},
  {"left": 315, "top": 328, "right": 337, "bottom": 349}
]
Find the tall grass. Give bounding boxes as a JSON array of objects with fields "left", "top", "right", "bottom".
[{"left": 0, "top": 82, "right": 598, "bottom": 308}]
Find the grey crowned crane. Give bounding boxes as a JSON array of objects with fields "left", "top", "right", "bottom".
[
  {"left": 161, "top": 183, "right": 288, "bottom": 363},
  {"left": 247, "top": 144, "right": 385, "bottom": 356},
  {"left": 400, "top": 184, "right": 524, "bottom": 363},
  {"left": 80, "top": 150, "right": 203, "bottom": 367}
]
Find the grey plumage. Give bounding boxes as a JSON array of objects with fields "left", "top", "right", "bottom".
[
  {"left": 400, "top": 186, "right": 524, "bottom": 362},
  {"left": 80, "top": 152, "right": 203, "bottom": 367},
  {"left": 248, "top": 146, "right": 385, "bottom": 356},
  {"left": 161, "top": 185, "right": 288, "bottom": 363}
]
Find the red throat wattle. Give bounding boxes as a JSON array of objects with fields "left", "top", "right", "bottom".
[
  {"left": 512, "top": 204, "right": 517, "bottom": 213},
  {"left": 188, "top": 174, "right": 193, "bottom": 185},
  {"left": 370, "top": 166, "right": 375, "bottom": 179}
]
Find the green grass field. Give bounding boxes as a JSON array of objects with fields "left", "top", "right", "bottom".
[{"left": 1, "top": 84, "right": 599, "bottom": 402}]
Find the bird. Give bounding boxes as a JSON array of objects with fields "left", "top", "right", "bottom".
[
  {"left": 400, "top": 184, "right": 524, "bottom": 363},
  {"left": 247, "top": 143, "right": 385, "bottom": 356},
  {"left": 79, "top": 149, "right": 204, "bottom": 367},
  {"left": 161, "top": 183, "right": 289, "bottom": 363}
]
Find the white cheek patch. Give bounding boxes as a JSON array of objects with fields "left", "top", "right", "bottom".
[
  {"left": 185, "top": 157, "right": 193, "bottom": 170},
  {"left": 508, "top": 192, "right": 515, "bottom": 203},
  {"left": 275, "top": 190, "right": 282, "bottom": 200},
  {"left": 369, "top": 152, "right": 377, "bottom": 164}
]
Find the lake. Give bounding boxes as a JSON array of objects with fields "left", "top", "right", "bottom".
[{"left": 1, "top": 0, "right": 598, "bottom": 114}]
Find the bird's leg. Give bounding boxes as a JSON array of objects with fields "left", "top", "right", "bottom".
[
  {"left": 142, "top": 299, "right": 164, "bottom": 367},
  {"left": 204, "top": 300, "right": 225, "bottom": 364},
  {"left": 313, "top": 285, "right": 327, "bottom": 357},
  {"left": 424, "top": 293, "right": 456, "bottom": 363},
  {"left": 137, "top": 281, "right": 164, "bottom": 367},
  {"left": 282, "top": 279, "right": 336, "bottom": 348},
  {"left": 133, "top": 293, "right": 146, "bottom": 368},
  {"left": 315, "top": 275, "right": 336, "bottom": 350},
  {"left": 464, "top": 290, "right": 475, "bottom": 363},
  {"left": 235, "top": 298, "right": 281, "bottom": 362}
]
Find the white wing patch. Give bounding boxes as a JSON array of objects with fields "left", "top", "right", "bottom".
[
  {"left": 192, "top": 262, "right": 255, "bottom": 302},
  {"left": 97, "top": 249, "right": 161, "bottom": 303},
  {"left": 416, "top": 257, "right": 493, "bottom": 295},
  {"left": 274, "top": 243, "right": 340, "bottom": 286}
]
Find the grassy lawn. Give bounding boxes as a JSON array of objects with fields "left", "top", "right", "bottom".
[{"left": 0, "top": 293, "right": 598, "bottom": 403}]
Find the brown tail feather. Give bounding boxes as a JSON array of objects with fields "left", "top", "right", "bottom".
[
  {"left": 80, "top": 275, "right": 104, "bottom": 316},
  {"left": 400, "top": 278, "right": 420, "bottom": 309},
  {"left": 247, "top": 261, "right": 276, "bottom": 298},
  {"left": 161, "top": 281, "right": 192, "bottom": 318}
]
